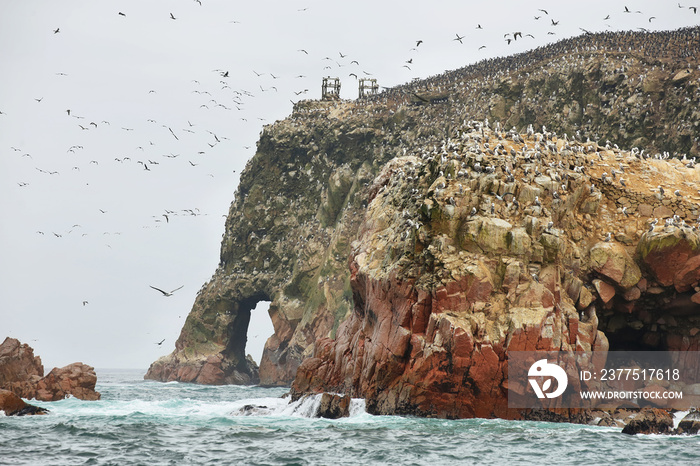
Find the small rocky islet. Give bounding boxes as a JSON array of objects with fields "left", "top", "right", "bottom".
[
  {"left": 0, "top": 337, "right": 100, "bottom": 415},
  {"left": 139, "top": 27, "right": 700, "bottom": 430}
]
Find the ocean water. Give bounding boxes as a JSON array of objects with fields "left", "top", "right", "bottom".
[{"left": 1, "top": 369, "right": 699, "bottom": 465}]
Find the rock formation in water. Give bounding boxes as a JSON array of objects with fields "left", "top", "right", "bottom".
[
  {"left": 0, "top": 337, "right": 100, "bottom": 401},
  {"left": 147, "top": 27, "right": 700, "bottom": 419},
  {"left": 0, "top": 389, "right": 48, "bottom": 416}
]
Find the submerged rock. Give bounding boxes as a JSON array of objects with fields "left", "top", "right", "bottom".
[{"left": 232, "top": 404, "right": 272, "bottom": 416}]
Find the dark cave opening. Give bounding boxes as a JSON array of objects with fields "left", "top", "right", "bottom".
[
  {"left": 595, "top": 289, "right": 700, "bottom": 353},
  {"left": 604, "top": 326, "right": 666, "bottom": 352}
]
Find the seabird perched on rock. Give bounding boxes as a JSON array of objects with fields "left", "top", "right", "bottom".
[
  {"left": 648, "top": 219, "right": 658, "bottom": 232},
  {"left": 674, "top": 189, "right": 682, "bottom": 197},
  {"left": 604, "top": 232, "right": 612, "bottom": 242},
  {"left": 658, "top": 185, "right": 665, "bottom": 197},
  {"left": 470, "top": 207, "right": 477, "bottom": 216},
  {"left": 534, "top": 196, "right": 541, "bottom": 207}
]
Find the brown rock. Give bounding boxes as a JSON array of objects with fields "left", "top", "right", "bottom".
[
  {"left": 675, "top": 409, "right": 700, "bottom": 434},
  {"left": 197, "top": 354, "right": 226, "bottom": 385},
  {"left": 672, "top": 69, "right": 692, "bottom": 84},
  {"left": 622, "top": 287, "right": 641, "bottom": 301},
  {"left": 577, "top": 286, "right": 594, "bottom": 310},
  {"left": 0, "top": 337, "right": 44, "bottom": 399},
  {"left": 621, "top": 408, "right": 673, "bottom": 435},
  {"left": 317, "top": 393, "right": 351, "bottom": 419},
  {"left": 637, "top": 204, "right": 653, "bottom": 217},
  {"left": 593, "top": 279, "right": 616, "bottom": 304},
  {"left": 638, "top": 230, "right": 700, "bottom": 287},
  {"left": 673, "top": 254, "right": 700, "bottom": 292},
  {"left": 590, "top": 242, "right": 641, "bottom": 288},
  {"left": 0, "top": 389, "right": 48, "bottom": 416},
  {"left": 34, "top": 363, "right": 100, "bottom": 401}
]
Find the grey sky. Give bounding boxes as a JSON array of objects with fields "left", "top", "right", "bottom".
[{"left": 1, "top": 0, "right": 696, "bottom": 370}]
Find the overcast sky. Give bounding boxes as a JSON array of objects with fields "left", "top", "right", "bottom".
[{"left": 1, "top": 0, "right": 697, "bottom": 371}]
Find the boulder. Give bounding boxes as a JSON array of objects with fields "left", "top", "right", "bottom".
[
  {"left": 317, "top": 393, "right": 351, "bottom": 419},
  {"left": 0, "top": 389, "right": 48, "bottom": 416},
  {"left": 590, "top": 242, "right": 641, "bottom": 288},
  {"left": 674, "top": 409, "right": 700, "bottom": 435},
  {"left": 621, "top": 408, "right": 673, "bottom": 435},
  {"left": 0, "top": 337, "right": 44, "bottom": 398},
  {"left": 34, "top": 363, "right": 100, "bottom": 401},
  {"left": 1, "top": 338, "right": 100, "bottom": 401},
  {"left": 637, "top": 229, "right": 700, "bottom": 288}
]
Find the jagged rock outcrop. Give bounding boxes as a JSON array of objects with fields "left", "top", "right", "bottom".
[
  {"left": 0, "top": 337, "right": 100, "bottom": 401},
  {"left": 621, "top": 408, "right": 674, "bottom": 435},
  {"left": 0, "top": 389, "right": 48, "bottom": 416},
  {"left": 34, "top": 363, "right": 100, "bottom": 402},
  {"left": 675, "top": 409, "right": 700, "bottom": 434},
  {"left": 0, "top": 337, "right": 44, "bottom": 398},
  {"left": 147, "top": 26, "right": 700, "bottom": 419},
  {"left": 317, "top": 393, "right": 351, "bottom": 419},
  {"left": 290, "top": 120, "right": 700, "bottom": 417}
]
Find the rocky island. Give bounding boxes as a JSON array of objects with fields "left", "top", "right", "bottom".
[
  {"left": 0, "top": 337, "right": 100, "bottom": 411},
  {"left": 146, "top": 27, "right": 700, "bottom": 422}
]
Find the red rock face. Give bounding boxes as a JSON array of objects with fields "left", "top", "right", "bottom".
[
  {"left": 292, "top": 254, "right": 606, "bottom": 419},
  {"left": 0, "top": 337, "right": 100, "bottom": 401},
  {"left": 0, "top": 389, "right": 47, "bottom": 416},
  {"left": 0, "top": 337, "right": 44, "bottom": 399},
  {"left": 288, "top": 128, "right": 700, "bottom": 419},
  {"left": 35, "top": 363, "right": 101, "bottom": 402}
]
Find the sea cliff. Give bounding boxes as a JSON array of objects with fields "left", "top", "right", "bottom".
[{"left": 146, "top": 27, "right": 700, "bottom": 418}]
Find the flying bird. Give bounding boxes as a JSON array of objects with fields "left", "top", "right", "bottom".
[
  {"left": 454, "top": 33, "right": 465, "bottom": 44},
  {"left": 156, "top": 339, "right": 165, "bottom": 345},
  {"left": 53, "top": 28, "right": 60, "bottom": 34},
  {"left": 170, "top": 12, "right": 176, "bottom": 20},
  {"left": 149, "top": 285, "right": 184, "bottom": 297},
  {"left": 118, "top": 12, "right": 126, "bottom": 16}
]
